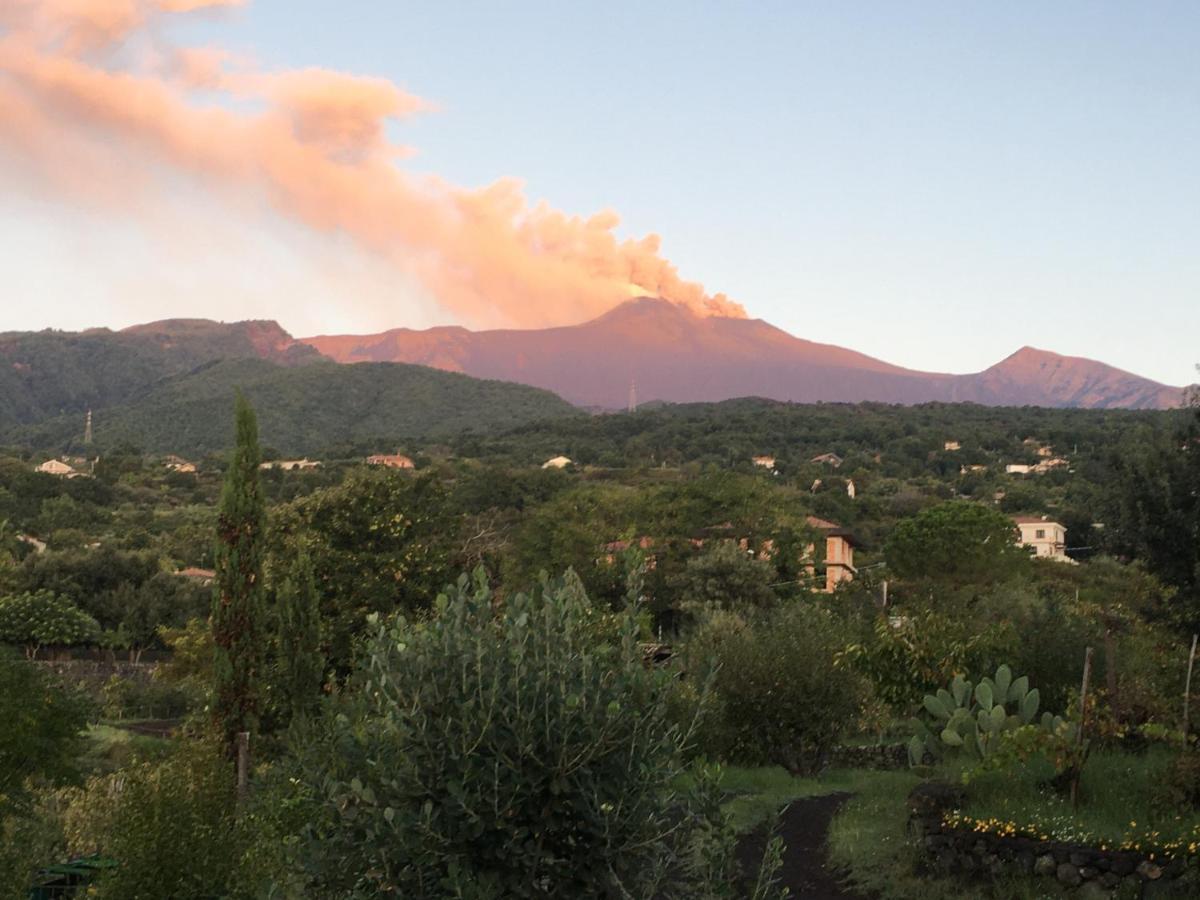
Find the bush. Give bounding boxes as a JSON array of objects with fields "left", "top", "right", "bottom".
[
  {"left": 288, "top": 569, "right": 782, "bottom": 899},
  {"left": 0, "top": 655, "right": 91, "bottom": 813},
  {"left": 0, "top": 795, "right": 61, "bottom": 900},
  {"left": 1156, "top": 752, "right": 1200, "bottom": 813},
  {"left": 0, "top": 590, "right": 98, "bottom": 658},
  {"left": 99, "top": 675, "right": 193, "bottom": 720},
  {"left": 695, "top": 604, "right": 865, "bottom": 773},
  {"left": 61, "top": 739, "right": 283, "bottom": 900}
]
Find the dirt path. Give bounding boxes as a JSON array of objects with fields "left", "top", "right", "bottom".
[{"left": 736, "top": 792, "right": 870, "bottom": 899}]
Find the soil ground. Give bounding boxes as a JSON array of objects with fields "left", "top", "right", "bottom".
[{"left": 736, "top": 792, "right": 870, "bottom": 899}]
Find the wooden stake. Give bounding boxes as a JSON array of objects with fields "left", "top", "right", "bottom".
[
  {"left": 1185, "top": 635, "right": 1198, "bottom": 751},
  {"left": 1072, "top": 647, "right": 1093, "bottom": 810},
  {"left": 236, "top": 731, "right": 250, "bottom": 802},
  {"left": 1104, "top": 627, "right": 1118, "bottom": 713}
]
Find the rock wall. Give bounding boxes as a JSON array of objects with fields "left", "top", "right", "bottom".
[{"left": 907, "top": 782, "right": 1199, "bottom": 897}]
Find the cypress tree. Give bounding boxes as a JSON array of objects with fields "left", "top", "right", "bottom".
[
  {"left": 212, "top": 394, "right": 266, "bottom": 749},
  {"left": 276, "top": 542, "right": 324, "bottom": 723}
]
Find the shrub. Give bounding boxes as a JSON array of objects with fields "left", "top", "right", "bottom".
[
  {"left": 1155, "top": 752, "right": 1200, "bottom": 812},
  {"left": 696, "top": 604, "right": 865, "bottom": 773},
  {"left": 0, "top": 654, "right": 91, "bottom": 813},
  {"left": 61, "top": 739, "right": 283, "bottom": 900},
  {"left": 0, "top": 795, "right": 60, "bottom": 900},
  {"left": 840, "top": 611, "right": 1017, "bottom": 711},
  {"left": 288, "top": 569, "right": 782, "bottom": 899},
  {"left": 0, "top": 590, "right": 98, "bottom": 658}
]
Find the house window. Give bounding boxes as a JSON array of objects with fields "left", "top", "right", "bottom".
[{"left": 1035, "top": 529, "right": 1046, "bottom": 539}]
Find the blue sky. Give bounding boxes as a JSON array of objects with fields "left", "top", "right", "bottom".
[{"left": 2, "top": 1, "right": 1197, "bottom": 384}]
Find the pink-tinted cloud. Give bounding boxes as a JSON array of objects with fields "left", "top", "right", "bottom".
[{"left": 0, "top": 0, "right": 742, "bottom": 328}]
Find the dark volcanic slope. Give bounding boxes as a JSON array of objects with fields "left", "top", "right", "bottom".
[{"left": 304, "top": 298, "right": 1186, "bottom": 410}]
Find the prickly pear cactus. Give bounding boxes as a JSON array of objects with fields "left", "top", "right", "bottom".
[{"left": 907, "top": 665, "right": 1055, "bottom": 765}]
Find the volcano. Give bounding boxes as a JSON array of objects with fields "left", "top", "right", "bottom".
[{"left": 302, "top": 298, "right": 1186, "bottom": 410}]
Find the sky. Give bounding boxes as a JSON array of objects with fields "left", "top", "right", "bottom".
[{"left": 0, "top": 1, "right": 1197, "bottom": 384}]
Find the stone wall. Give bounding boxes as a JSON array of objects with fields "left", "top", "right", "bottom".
[{"left": 907, "top": 782, "right": 1199, "bottom": 897}]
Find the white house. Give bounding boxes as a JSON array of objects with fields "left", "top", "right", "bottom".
[
  {"left": 262, "top": 458, "right": 322, "bottom": 471},
  {"left": 542, "top": 456, "right": 572, "bottom": 469},
  {"left": 1005, "top": 464, "right": 1033, "bottom": 475},
  {"left": 1012, "top": 516, "right": 1070, "bottom": 562}
]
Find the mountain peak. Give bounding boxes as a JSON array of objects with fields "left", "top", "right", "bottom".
[{"left": 301, "top": 312, "right": 1183, "bottom": 410}]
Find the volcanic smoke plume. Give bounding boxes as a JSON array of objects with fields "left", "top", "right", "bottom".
[{"left": 0, "top": 0, "right": 743, "bottom": 328}]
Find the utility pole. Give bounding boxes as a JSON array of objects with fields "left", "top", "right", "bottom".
[{"left": 83, "top": 409, "right": 93, "bottom": 445}]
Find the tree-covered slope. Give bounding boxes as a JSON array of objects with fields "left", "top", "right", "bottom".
[
  {"left": 0, "top": 320, "right": 320, "bottom": 427},
  {"left": 7, "top": 358, "right": 580, "bottom": 456}
]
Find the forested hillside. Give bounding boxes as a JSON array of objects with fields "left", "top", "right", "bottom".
[
  {"left": 0, "top": 320, "right": 319, "bottom": 427},
  {"left": 8, "top": 358, "right": 580, "bottom": 456}
]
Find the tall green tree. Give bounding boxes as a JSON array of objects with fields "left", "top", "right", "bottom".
[
  {"left": 211, "top": 395, "right": 266, "bottom": 748},
  {"left": 884, "top": 501, "right": 1027, "bottom": 587},
  {"left": 273, "top": 543, "right": 323, "bottom": 723},
  {"left": 1107, "top": 395, "right": 1200, "bottom": 631}
]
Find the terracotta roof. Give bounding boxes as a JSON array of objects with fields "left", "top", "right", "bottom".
[
  {"left": 806, "top": 515, "right": 858, "bottom": 545},
  {"left": 1011, "top": 515, "right": 1061, "bottom": 525},
  {"left": 175, "top": 567, "right": 216, "bottom": 579}
]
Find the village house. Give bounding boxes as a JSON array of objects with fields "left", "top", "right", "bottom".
[
  {"left": 542, "top": 455, "right": 572, "bottom": 469},
  {"left": 262, "top": 458, "right": 322, "bottom": 471},
  {"left": 168, "top": 461, "right": 197, "bottom": 474},
  {"left": 960, "top": 464, "right": 988, "bottom": 474},
  {"left": 18, "top": 534, "right": 47, "bottom": 554},
  {"left": 1005, "top": 463, "right": 1033, "bottom": 475},
  {"left": 811, "top": 452, "right": 843, "bottom": 468},
  {"left": 164, "top": 455, "right": 197, "bottom": 474},
  {"left": 751, "top": 455, "right": 776, "bottom": 469},
  {"left": 943, "top": 441, "right": 961, "bottom": 452},
  {"left": 35, "top": 459, "right": 78, "bottom": 478},
  {"left": 175, "top": 567, "right": 216, "bottom": 585},
  {"left": 1012, "top": 516, "right": 1070, "bottom": 562},
  {"left": 365, "top": 453, "right": 413, "bottom": 469},
  {"left": 1033, "top": 457, "right": 1069, "bottom": 474},
  {"left": 804, "top": 516, "right": 858, "bottom": 592}
]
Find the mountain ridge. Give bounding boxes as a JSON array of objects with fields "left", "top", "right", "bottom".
[{"left": 303, "top": 298, "right": 1186, "bottom": 410}]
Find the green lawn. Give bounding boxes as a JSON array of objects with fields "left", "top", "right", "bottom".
[{"left": 958, "top": 747, "right": 1200, "bottom": 853}]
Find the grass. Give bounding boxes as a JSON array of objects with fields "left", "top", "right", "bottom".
[
  {"left": 960, "top": 747, "right": 1200, "bottom": 852},
  {"left": 826, "top": 769, "right": 1077, "bottom": 900},
  {"left": 719, "top": 764, "right": 1081, "bottom": 899},
  {"left": 78, "top": 724, "right": 171, "bottom": 774}
]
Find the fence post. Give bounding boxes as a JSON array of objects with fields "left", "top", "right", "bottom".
[{"left": 1072, "top": 647, "right": 1093, "bottom": 810}]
